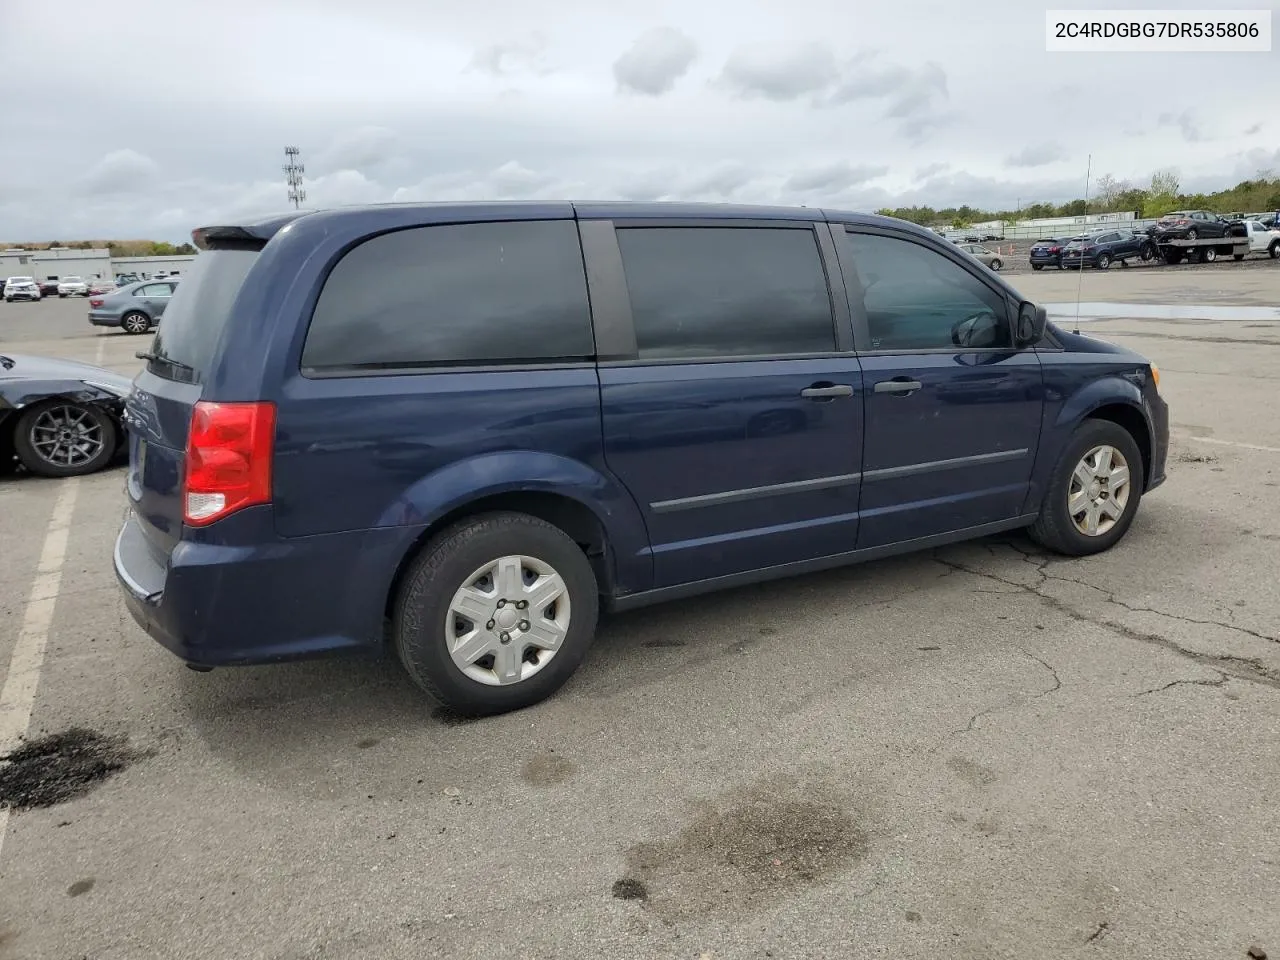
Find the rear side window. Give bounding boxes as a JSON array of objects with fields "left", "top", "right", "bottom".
[
  {"left": 615, "top": 226, "right": 835, "bottom": 360},
  {"left": 147, "top": 251, "right": 256, "bottom": 384},
  {"left": 302, "top": 220, "right": 593, "bottom": 371}
]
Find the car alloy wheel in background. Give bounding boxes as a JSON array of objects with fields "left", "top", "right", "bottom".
[{"left": 121, "top": 311, "right": 150, "bottom": 334}]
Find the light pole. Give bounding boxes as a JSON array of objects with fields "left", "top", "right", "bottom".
[{"left": 284, "top": 147, "right": 306, "bottom": 209}]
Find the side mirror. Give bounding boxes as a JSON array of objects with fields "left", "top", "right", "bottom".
[{"left": 1015, "top": 301, "right": 1047, "bottom": 346}]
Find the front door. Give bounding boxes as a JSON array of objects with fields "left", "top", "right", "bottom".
[
  {"left": 592, "top": 220, "right": 865, "bottom": 588},
  {"left": 834, "top": 226, "right": 1044, "bottom": 549}
]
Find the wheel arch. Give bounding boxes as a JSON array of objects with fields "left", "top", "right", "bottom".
[
  {"left": 379, "top": 452, "right": 653, "bottom": 625},
  {"left": 1081, "top": 401, "right": 1153, "bottom": 490},
  {"left": 1051, "top": 378, "right": 1154, "bottom": 491}
]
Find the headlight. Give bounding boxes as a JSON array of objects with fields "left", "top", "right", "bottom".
[{"left": 83, "top": 379, "right": 131, "bottom": 398}]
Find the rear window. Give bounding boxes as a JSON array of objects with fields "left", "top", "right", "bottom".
[
  {"left": 147, "top": 251, "right": 256, "bottom": 383},
  {"left": 301, "top": 219, "right": 593, "bottom": 372}
]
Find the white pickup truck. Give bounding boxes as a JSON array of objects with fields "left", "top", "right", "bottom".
[{"left": 1238, "top": 219, "right": 1280, "bottom": 260}]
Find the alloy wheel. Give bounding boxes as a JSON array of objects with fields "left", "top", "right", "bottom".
[
  {"left": 28, "top": 404, "right": 106, "bottom": 468},
  {"left": 1068, "top": 445, "right": 1131, "bottom": 536}
]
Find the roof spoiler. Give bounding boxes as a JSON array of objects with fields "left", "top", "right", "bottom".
[{"left": 192, "top": 213, "right": 305, "bottom": 251}]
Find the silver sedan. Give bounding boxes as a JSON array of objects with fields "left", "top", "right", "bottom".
[
  {"left": 87, "top": 279, "right": 178, "bottom": 334},
  {"left": 957, "top": 243, "right": 1004, "bottom": 271}
]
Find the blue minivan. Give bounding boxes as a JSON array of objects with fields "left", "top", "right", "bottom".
[{"left": 114, "top": 203, "right": 1168, "bottom": 714}]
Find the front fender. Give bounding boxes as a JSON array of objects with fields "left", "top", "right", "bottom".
[
  {"left": 0, "top": 379, "right": 127, "bottom": 417},
  {"left": 380, "top": 450, "right": 653, "bottom": 593},
  {"left": 1024, "top": 368, "right": 1156, "bottom": 513}
]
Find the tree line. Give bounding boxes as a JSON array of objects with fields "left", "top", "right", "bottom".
[
  {"left": 877, "top": 171, "right": 1280, "bottom": 228},
  {"left": 4, "top": 240, "right": 197, "bottom": 256}
]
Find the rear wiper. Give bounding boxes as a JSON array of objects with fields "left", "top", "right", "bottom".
[
  {"left": 135, "top": 351, "right": 197, "bottom": 375},
  {"left": 0, "top": 355, "right": 13, "bottom": 370}
]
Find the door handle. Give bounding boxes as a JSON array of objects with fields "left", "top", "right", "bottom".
[
  {"left": 800, "top": 384, "right": 855, "bottom": 399},
  {"left": 874, "top": 379, "right": 923, "bottom": 395}
]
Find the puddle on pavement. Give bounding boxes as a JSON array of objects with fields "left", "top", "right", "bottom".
[
  {"left": 0, "top": 728, "right": 144, "bottom": 811},
  {"left": 619, "top": 784, "right": 868, "bottom": 919},
  {"left": 1044, "top": 302, "right": 1280, "bottom": 323}
]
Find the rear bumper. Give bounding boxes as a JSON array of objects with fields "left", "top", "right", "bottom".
[
  {"left": 89, "top": 312, "right": 121, "bottom": 327},
  {"left": 114, "top": 508, "right": 416, "bottom": 667}
]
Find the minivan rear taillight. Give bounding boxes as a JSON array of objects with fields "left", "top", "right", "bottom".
[{"left": 183, "top": 401, "right": 275, "bottom": 526}]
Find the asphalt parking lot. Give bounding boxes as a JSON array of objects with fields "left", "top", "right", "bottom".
[{"left": 2, "top": 276, "right": 1279, "bottom": 960}]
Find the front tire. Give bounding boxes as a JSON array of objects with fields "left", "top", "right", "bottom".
[
  {"left": 989, "top": 259, "right": 1002, "bottom": 271},
  {"left": 121, "top": 311, "right": 150, "bottom": 334},
  {"left": 1030, "top": 420, "right": 1143, "bottom": 557},
  {"left": 1186, "top": 228, "right": 1198, "bottom": 241},
  {"left": 1269, "top": 241, "right": 1279, "bottom": 259},
  {"left": 393, "top": 512, "right": 600, "bottom": 715},
  {"left": 1096, "top": 253, "right": 1112, "bottom": 269},
  {"left": 13, "top": 400, "right": 118, "bottom": 478},
  {"left": 1202, "top": 247, "right": 1217, "bottom": 263}
]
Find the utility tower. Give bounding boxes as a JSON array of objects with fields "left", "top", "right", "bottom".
[{"left": 283, "top": 146, "right": 306, "bottom": 209}]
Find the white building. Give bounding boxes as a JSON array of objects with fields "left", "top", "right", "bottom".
[
  {"left": 112, "top": 254, "right": 198, "bottom": 279},
  {"left": 1, "top": 247, "right": 112, "bottom": 284},
  {"left": 0, "top": 248, "right": 199, "bottom": 284}
]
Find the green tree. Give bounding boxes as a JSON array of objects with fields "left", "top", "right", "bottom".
[{"left": 175, "top": 242, "right": 197, "bottom": 255}]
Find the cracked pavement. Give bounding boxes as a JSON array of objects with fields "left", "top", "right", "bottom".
[{"left": 2, "top": 276, "right": 1280, "bottom": 959}]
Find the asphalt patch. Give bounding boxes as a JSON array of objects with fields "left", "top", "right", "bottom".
[
  {"left": 521, "top": 752, "right": 577, "bottom": 786},
  {"left": 623, "top": 784, "right": 868, "bottom": 919},
  {"left": 0, "top": 728, "right": 143, "bottom": 811},
  {"left": 611, "top": 878, "right": 648, "bottom": 900}
]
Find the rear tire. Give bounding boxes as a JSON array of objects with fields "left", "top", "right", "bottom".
[
  {"left": 990, "top": 259, "right": 1002, "bottom": 271},
  {"left": 121, "top": 311, "right": 150, "bottom": 334},
  {"left": 1234, "top": 254, "right": 1245, "bottom": 261},
  {"left": 393, "top": 511, "right": 600, "bottom": 715},
  {"left": 1029, "top": 420, "right": 1144, "bottom": 557},
  {"left": 1270, "top": 241, "right": 1280, "bottom": 259},
  {"left": 1096, "top": 253, "right": 1112, "bottom": 270},
  {"left": 1186, "top": 228, "right": 1198, "bottom": 241},
  {"left": 1032, "top": 264, "right": 1043, "bottom": 271},
  {"left": 1202, "top": 247, "right": 1217, "bottom": 263}
]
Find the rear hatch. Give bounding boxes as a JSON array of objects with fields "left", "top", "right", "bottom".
[{"left": 123, "top": 249, "right": 260, "bottom": 557}]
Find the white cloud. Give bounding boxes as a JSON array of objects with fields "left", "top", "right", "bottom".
[
  {"left": 1006, "top": 143, "right": 1068, "bottom": 169},
  {"left": 77, "top": 149, "right": 159, "bottom": 196},
  {"left": 613, "top": 27, "right": 698, "bottom": 95}
]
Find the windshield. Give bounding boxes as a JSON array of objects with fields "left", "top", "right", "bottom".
[{"left": 146, "top": 250, "right": 258, "bottom": 384}]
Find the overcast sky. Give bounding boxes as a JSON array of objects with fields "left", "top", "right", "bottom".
[{"left": 2, "top": 0, "right": 1278, "bottom": 241}]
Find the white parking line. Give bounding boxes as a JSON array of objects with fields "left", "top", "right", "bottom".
[
  {"left": 95, "top": 336, "right": 106, "bottom": 364},
  {"left": 0, "top": 479, "right": 80, "bottom": 858},
  {"left": 1190, "top": 436, "right": 1280, "bottom": 454}
]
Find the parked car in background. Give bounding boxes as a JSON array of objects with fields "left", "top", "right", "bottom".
[
  {"left": 115, "top": 273, "right": 140, "bottom": 285},
  {"left": 88, "top": 279, "right": 118, "bottom": 295},
  {"left": 1028, "top": 237, "right": 1069, "bottom": 270},
  {"left": 57, "top": 276, "right": 89, "bottom": 297},
  {"left": 981, "top": 232, "right": 1003, "bottom": 242},
  {"left": 38, "top": 279, "right": 60, "bottom": 297},
  {"left": 113, "top": 201, "right": 1168, "bottom": 716},
  {"left": 957, "top": 243, "right": 1003, "bottom": 270},
  {"left": 1062, "top": 230, "right": 1152, "bottom": 269},
  {"left": 3, "top": 277, "right": 42, "bottom": 302},
  {"left": 1151, "top": 210, "right": 1231, "bottom": 240},
  {"left": 0, "top": 352, "right": 131, "bottom": 477},
  {"left": 89, "top": 279, "right": 177, "bottom": 334}
]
